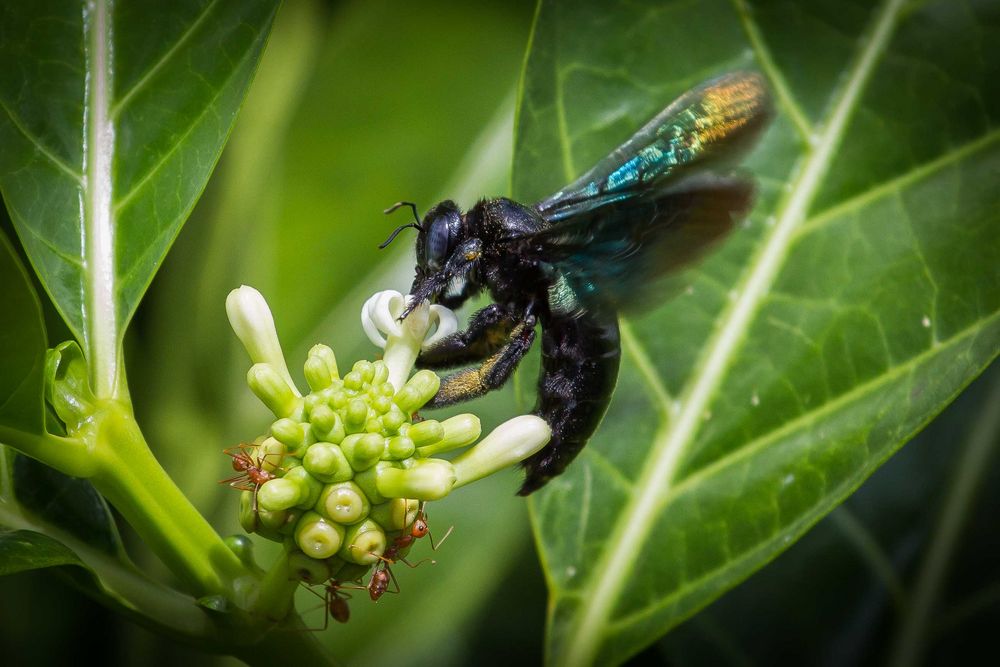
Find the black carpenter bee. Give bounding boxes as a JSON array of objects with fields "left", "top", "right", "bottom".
[{"left": 381, "top": 72, "right": 771, "bottom": 494}]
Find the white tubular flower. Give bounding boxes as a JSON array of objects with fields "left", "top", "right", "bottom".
[
  {"left": 451, "top": 415, "right": 552, "bottom": 488},
  {"left": 361, "top": 290, "right": 458, "bottom": 392},
  {"left": 226, "top": 285, "right": 301, "bottom": 397}
]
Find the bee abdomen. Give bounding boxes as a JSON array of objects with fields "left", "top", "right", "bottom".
[{"left": 519, "top": 311, "right": 621, "bottom": 495}]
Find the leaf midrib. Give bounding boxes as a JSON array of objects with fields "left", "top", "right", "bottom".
[
  {"left": 82, "top": 0, "right": 118, "bottom": 398},
  {"left": 553, "top": 0, "right": 909, "bottom": 663}
]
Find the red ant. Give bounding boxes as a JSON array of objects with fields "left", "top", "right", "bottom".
[
  {"left": 219, "top": 443, "right": 281, "bottom": 512},
  {"left": 302, "top": 579, "right": 364, "bottom": 628},
  {"left": 410, "top": 502, "right": 453, "bottom": 551},
  {"left": 356, "top": 502, "right": 454, "bottom": 602}
]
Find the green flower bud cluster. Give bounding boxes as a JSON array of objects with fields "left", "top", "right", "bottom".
[{"left": 236, "top": 345, "right": 482, "bottom": 585}]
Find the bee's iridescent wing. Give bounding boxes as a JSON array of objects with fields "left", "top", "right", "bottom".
[
  {"left": 536, "top": 71, "right": 771, "bottom": 223},
  {"left": 511, "top": 72, "right": 771, "bottom": 310},
  {"left": 517, "top": 174, "right": 754, "bottom": 310}
]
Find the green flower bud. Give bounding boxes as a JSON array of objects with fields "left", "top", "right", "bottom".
[
  {"left": 227, "top": 285, "right": 300, "bottom": 396},
  {"left": 309, "top": 344, "right": 339, "bottom": 381},
  {"left": 372, "top": 395, "right": 392, "bottom": 414},
  {"left": 330, "top": 390, "right": 348, "bottom": 409},
  {"left": 369, "top": 498, "right": 419, "bottom": 531},
  {"left": 284, "top": 465, "right": 323, "bottom": 509},
  {"left": 302, "top": 442, "right": 353, "bottom": 483},
  {"left": 316, "top": 482, "right": 370, "bottom": 524},
  {"left": 378, "top": 382, "right": 395, "bottom": 397},
  {"left": 353, "top": 360, "right": 375, "bottom": 384},
  {"left": 365, "top": 418, "right": 383, "bottom": 433},
  {"left": 417, "top": 414, "right": 481, "bottom": 456},
  {"left": 372, "top": 360, "right": 389, "bottom": 385},
  {"left": 239, "top": 491, "right": 259, "bottom": 533},
  {"left": 295, "top": 512, "right": 346, "bottom": 559},
  {"left": 343, "top": 370, "right": 364, "bottom": 391},
  {"left": 312, "top": 407, "right": 345, "bottom": 444},
  {"left": 406, "top": 419, "right": 444, "bottom": 447},
  {"left": 258, "top": 506, "right": 296, "bottom": 533},
  {"left": 257, "top": 437, "right": 286, "bottom": 472},
  {"left": 248, "top": 363, "right": 302, "bottom": 418},
  {"left": 340, "top": 433, "right": 385, "bottom": 471},
  {"left": 339, "top": 519, "right": 387, "bottom": 565},
  {"left": 257, "top": 478, "right": 302, "bottom": 511},
  {"left": 353, "top": 461, "right": 398, "bottom": 505},
  {"left": 452, "top": 415, "right": 551, "bottom": 488},
  {"left": 345, "top": 398, "right": 368, "bottom": 432},
  {"left": 392, "top": 370, "right": 440, "bottom": 413},
  {"left": 289, "top": 551, "right": 331, "bottom": 584},
  {"left": 380, "top": 405, "right": 406, "bottom": 434},
  {"left": 308, "top": 404, "right": 335, "bottom": 439},
  {"left": 271, "top": 418, "right": 306, "bottom": 449},
  {"left": 224, "top": 535, "right": 258, "bottom": 571},
  {"left": 375, "top": 459, "right": 455, "bottom": 501},
  {"left": 384, "top": 435, "right": 415, "bottom": 460},
  {"left": 304, "top": 356, "right": 333, "bottom": 392},
  {"left": 303, "top": 393, "right": 324, "bottom": 416}
]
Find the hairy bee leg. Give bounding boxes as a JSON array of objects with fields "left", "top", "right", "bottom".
[
  {"left": 418, "top": 303, "right": 517, "bottom": 369},
  {"left": 426, "top": 320, "right": 536, "bottom": 408}
]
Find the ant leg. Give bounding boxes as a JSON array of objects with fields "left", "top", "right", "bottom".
[
  {"left": 386, "top": 566, "right": 401, "bottom": 595},
  {"left": 428, "top": 524, "right": 454, "bottom": 551},
  {"left": 399, "top": 556, "right": 435, "bottom": 568}
]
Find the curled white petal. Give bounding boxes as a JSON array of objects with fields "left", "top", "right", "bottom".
[
  {"left": 361, "top": 293, "right": 388, "bottom": 348},
  {"left": 423, "top": 305, "right": 459, "bottom": 350},
  {"left": 361, "top": 290, "right": 458, "bottom": 391},
  {"left": 226, "top": 285, "right": 300, "bottom": 396}
]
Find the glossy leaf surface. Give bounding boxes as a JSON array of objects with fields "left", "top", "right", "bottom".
[
  {"left": 513, "top": 1, "right": 1000, "bottom": 663},
  {"left": 0, "top": 233, "right": 45, "bottom": 434},
  {"left": 658, "top": 367, "right": 1000, "bottom": 666},
  {"left": 0, "top": 0, "right": 278, "bottom": 397}
]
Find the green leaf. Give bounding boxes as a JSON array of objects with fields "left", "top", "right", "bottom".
[
  {"left": 0, "top": 0, "right": 278, "bottom": 398},
  {"left": 513, "top": 0, "right": 1000, "bottom": 663},
  {"left": 0, "top": 232, "right": 46, "bottom": 434},
  {"left": 658, "top": 366, "right": 1000, "bottom": 665},
  {"left": 0, "top": 529, "right": 86, "bottom": 575}
]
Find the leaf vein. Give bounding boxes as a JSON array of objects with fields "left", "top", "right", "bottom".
[
  {"left": 110, "top": 0, "right": 223, "bottom": 118},
  {"left": 0, "top": 96, "right": 83, "bottom": 183},
  {"left": 796, "top": 129, "right": 1000, "bottom": 238},
  {"left": 730, "top": 0, "right": 814, "bottom": 141},
  {"left": 112, "top": 26, "right": 261, "bottom": 215}
]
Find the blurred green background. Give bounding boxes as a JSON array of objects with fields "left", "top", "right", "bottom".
[{"left": 1, "top": 1, "right": 997, "bottom": 665}]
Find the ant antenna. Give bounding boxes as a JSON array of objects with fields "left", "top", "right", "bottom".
[{"left": 379, "top": 201, "right": 424, "bottom": 249}]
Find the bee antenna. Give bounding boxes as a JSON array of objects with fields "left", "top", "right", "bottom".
[
  {"left": 383, "top": 201, "right": 423, "bottom": 226},
  {"left": 378, "top": 222, "right": 423, "bottom": 249}
]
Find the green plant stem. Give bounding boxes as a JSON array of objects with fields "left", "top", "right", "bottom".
[
  {"left": 88, "top": 400, "right": 251, "bottom": 597},
  {"left": 0, "top": 426, "right": 97, "bottom": 478},
  {"left": 253, "top": 548, "right": 300, "bottom": 621},
  {"left": 233, "top": 620, "right": 340, "bottom": 667}
]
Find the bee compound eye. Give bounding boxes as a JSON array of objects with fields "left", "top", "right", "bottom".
[{"left": 426, "top": 217, "right": 451, "bottom": 269}]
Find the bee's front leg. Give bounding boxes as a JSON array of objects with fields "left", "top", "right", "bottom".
[
  {"left": 425, "top": 314, "right": 536, "bottom": 408},
  {"left": 418, "top": 303, "right": 517, "bottom": 369}
]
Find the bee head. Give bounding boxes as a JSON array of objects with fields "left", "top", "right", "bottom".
[
  {"left": 415, "top": 200, "right": 463, "bottom": 273},
  {"left": 380, "top": 200, "right": 476, "bottom": 314}
]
